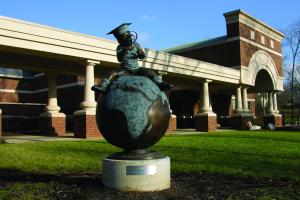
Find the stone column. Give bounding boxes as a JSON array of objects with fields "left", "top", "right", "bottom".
[
  {"left": 40, "top": 73, "right": 66, "bottom": 136},
  {"left": 267, "top": 92, "right": 274, "bottom": 114},
  {"left": 80, "top": 61, "right": 97, "bottom": 112},
  {"left": 201, "top": 80, "right": 212, "bottom": 113},
  {"left": 242, "top": 87, "right": 249, "bottom": 112},
  {"left": 73, "top": 60, "right": 101, "bottom": 138},
  {"left": 45, "top": 74, "right": 60, "bottom": 113},
  {"left": 235, "top": 86, "right": 243, "bottom": 113},
  {"left": 194, "top": 79, "right": 217, "bottom": 132},
  {"left": 230, "top": 86, "right": 253, "bottom": 130},
  {"left": 273, "top": 92, "right": 279, "bottom": 114},
  {"left": 264, "top": 91, "right": 282, "bottom": 128}
]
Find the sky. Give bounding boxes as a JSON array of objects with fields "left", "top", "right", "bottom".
[{"left": 1, "top": 0, "right": 300, "bottom": 50}]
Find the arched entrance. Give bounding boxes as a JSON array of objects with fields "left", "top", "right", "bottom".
[{"left": 247, "top": 50, "right": 282, "bottom": 127}]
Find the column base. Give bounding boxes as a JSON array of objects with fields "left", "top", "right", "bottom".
[
  {"left": 102, "top": 155, "right": 170, "bottom": 191},
  {"left": 39, "top": 112, "right": 66, "bottom": 136},
  {"left": 264, "top": 114, "right": 282, "bottom": 128},
  {"left": 194, "top": 112, "right": 217, "bottom": 132},
  {"left": 230, "top": 112, "right": 253, "bottom": 130},
  {"left": 73, "top": 110, "right": 101, "bottom": 139},
  {"left": 166, "top": 114, "right": 177, "bottom": 134}
]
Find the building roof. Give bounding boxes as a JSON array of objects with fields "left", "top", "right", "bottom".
[{"left": 163, "top": 35, "right": 227, "bottom": 53}]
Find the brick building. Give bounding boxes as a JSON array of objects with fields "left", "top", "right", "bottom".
[{"left": 0, "top": 10, "right": 284, "bottom": 137}]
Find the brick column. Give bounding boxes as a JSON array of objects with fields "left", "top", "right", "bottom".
[
  {"left": 165, "top": 90, "right": 177, "bottom": 134},
  {"left": 264, "top": 91, "right": 282, "bottom": 127},
  {"left": 230, "top": 86, "right": 253, "bottom": 129},
  {"left": 73, "top": 60, "right": 101, "bottom": 138},
  {"left": 194, "top": 79, "right": 217, "bottom": 132},
  {"left": 39, "top": 73, "right": 66, "bottom": 136}
]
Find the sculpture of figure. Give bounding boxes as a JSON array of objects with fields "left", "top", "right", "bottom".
[{"left": 91, "top": 23, "right": 173, "bottom": 93}]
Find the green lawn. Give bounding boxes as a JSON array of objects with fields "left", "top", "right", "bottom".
[{"left": 0, "top": 130, "right": 299, "bottom": 180}]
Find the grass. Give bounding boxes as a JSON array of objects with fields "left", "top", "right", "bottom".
[
  {"left": 0, "top": 130, "right": 299, "bottom": 179},
  {"left": 0, "top": 130, "right": 300, "bottom": 199}
]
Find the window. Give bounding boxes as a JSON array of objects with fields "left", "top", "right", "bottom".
[
  {"left": 250, "top": 30, "right": 255, "bottom": 40},
  {"left": 270, "top": 40, "right": 274, "bottom": 48},
  {"left": 261, "top": 35, "right": 265, "bottom": 44}
]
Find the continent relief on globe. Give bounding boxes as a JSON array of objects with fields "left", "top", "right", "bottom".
[{"left": 96, "top": 75, "right": 171, "bottom": 150}]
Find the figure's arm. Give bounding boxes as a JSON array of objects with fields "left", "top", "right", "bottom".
[
  {"left": 136, "top": 43, "right": 145, "bottom": 60},
  {"left": 116, "top": 46, "right": 127, "bottom": 62}
]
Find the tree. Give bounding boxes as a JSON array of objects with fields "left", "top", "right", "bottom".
[{"left": 283, "top": 20, "right": 300, "bottom": 124}]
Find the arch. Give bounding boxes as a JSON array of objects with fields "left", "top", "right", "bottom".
[{"left": 248, "top": 50, "right": 280, "bottom": 90}]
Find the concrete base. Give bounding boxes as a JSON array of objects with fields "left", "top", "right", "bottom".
[
  {"left": 230, "top": 112, "right": 254, "bottom": 130},
  {"left": 39, "top": 112, "right": 66, "bottom": 136},
  {"left": 264, "top": 114, "right": 282, "bottom": 128},
  {"left": 73, "top": 110, "right": 101, "bottom": 138},
  {"left": 194, "top": 112, "right": 217, "bottom": 132},
  {"left": 102, "top": 156, "right": 170, "bottom": 191}
]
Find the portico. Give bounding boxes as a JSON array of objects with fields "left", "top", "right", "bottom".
[{"left": 0, "top": 9, "right": 284, "bottom": 137}]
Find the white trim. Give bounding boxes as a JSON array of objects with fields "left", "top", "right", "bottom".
[
  {"left": 261, "top": 35, "right": 265, "bottom": 45},
  {"left": 227, "top": 36, "right": 282, "bottom": 57},
  {"left": 2, "top": 115, "right": 39, "bottom": 119},
  {"left": 0, "top": 102, "right": 46, "bottom": 105},
  {"left": 0, "top": 74, "right": 33, "bottom": 79},
  {"left": 270, "top": 40, "right": 274, "bottom": 49},
  {"left": 57, "top": 82, "right": 84, "bottom": 89},
  {"left": 0, "top": 88, "right": 32, "bottom": 94},
  {"left": 250, "top": 30, "right": 255, "bottom": 40},
  {"left": 231, "top": 96, "right": 255, "bottom": 102},
  {"left": 0, "top": 82, "right": 84, "bottom": 94},
  {"left": 33, "top": 73, "right": 45, "bottom": 78}
]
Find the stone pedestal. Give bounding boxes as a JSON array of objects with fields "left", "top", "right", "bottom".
[
  {"left": 194, "top": 112, "right": 217, "bottom": 132},
  {"left": 73, "top": 110, "right": 101, "bottom": 138},
  {"left": 230, "top": 112, "right": 253, "bottom": 130},
  {"left": 102, "top": 156, "right": 170, "bottom": 191},
  {"left": 264, "top": 114, "right": 282, "bottom": 128},
  {"left": 166, "top": 114, "right": 177, "bottom": 134},
  {"left": 39, "top": 112, "right": 66, "bottom": 136}
]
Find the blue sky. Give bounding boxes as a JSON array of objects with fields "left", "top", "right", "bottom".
[{"left": 1, "top": 0, "right": 300, "bottom": 50}]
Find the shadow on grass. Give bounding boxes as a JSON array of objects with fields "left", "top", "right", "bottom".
[
  {"left": 0, "top": 168, "right": 299, "bottom": 200},
  {"left": 0, "top": 168, "right": 103, "bottom": 188}
]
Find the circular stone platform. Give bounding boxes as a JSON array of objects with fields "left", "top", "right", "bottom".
[{"left": 102, "top": 156, "right": 170, "bottom": 191}]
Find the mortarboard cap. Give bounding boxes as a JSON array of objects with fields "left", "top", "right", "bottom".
[{"left": 107, "top": 23, "right": 132, "bottom": 40}]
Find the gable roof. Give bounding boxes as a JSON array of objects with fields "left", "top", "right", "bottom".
[{"left": 162, "top": 36, "right": 227, "bottom": 53}]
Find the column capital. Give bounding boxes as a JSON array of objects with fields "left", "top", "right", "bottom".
[
  {"left": 85, "top": 60, "right": 100, "bottom": 66},
  {"left": 203, "top": 79, "right": 212, "bottom": 83}
]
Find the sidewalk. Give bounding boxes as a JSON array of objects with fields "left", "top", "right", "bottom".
[{"left": 1, "top": 132, "right": 85, "bottom": 144}]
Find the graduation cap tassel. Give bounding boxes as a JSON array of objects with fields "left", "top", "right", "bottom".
[{"left": 129, "top": 31, "right": 138, "bottom": 43}]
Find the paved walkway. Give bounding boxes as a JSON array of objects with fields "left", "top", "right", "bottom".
[
  {"left": 1, "top": 129, "right": 236, "bottom": 144},
  {"left": 1, "top": 133, "right": 85, "bottom": 144}
]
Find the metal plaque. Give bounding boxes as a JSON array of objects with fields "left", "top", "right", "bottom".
[{"left": 126, "top": 165, "right": 156, "bottom": 175}]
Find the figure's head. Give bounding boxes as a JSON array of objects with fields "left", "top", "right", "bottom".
[{"left": 107, "top": 23, "right": 132, "bottom": 45}]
